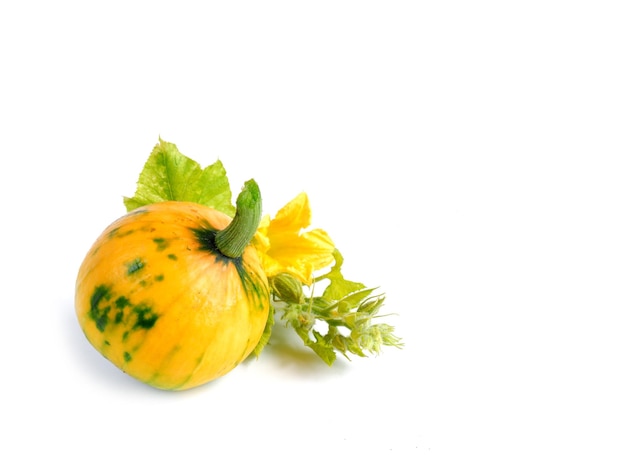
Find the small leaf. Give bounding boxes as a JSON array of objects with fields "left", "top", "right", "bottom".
[
  {"left": 123, "top": 138, "right": 235, "bottom": 216},
  {"left": 296, "top": 328, "right": 336, "bottom": 366},
  {"left": 336, "top": 287, "right": 376, "bottom": 313},
  {"left": 317, "top": 249, "right": 366, "bottom": 301}
]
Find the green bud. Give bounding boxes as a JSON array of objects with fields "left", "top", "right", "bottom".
[
  {"left": 296, "top": 311, "right": 316, "bottom": 331},
  {"left": 358, "top": 295, "right": 385, "bottom": 315},
  {"left": 270, "top": 273, "right": 305, "bottom": 304},
  {"left": 378, "top": 323, "right": 404, "bottom": 349}
]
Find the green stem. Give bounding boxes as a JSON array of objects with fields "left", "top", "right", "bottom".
[{"left": 215, "top": 179, "right": 262, "bottom": 258}]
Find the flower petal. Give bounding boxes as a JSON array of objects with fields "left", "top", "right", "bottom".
[
  {"left": 254, "top": 192, "right": 335, "bottom": 284},
  {"left": 266, "top": 228, "right": 335, "bottom": 284},
  {"left": 269, "top": 192, "right": 311, "bottom": 232}
]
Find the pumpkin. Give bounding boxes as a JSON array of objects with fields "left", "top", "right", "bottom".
[{"left": 75, "top": 181, "right": 269, "bottom": 390}]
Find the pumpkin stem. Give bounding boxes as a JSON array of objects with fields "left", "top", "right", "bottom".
[{"left": 215, "top": 179, "right": 262, "bottom": 258}]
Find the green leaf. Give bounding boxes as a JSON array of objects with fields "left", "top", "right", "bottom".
[
  {"left": 317, "top": 249, "right": 365, "bottom": 301},
  {"left": 335, "top": 287, "right": 376, "bottom": 313},
  {"left": 123, "top": 138, "right": 235, "bottom": 216},
  {"left": 296, "top": 327, "right": 336, "bottom": 366}
]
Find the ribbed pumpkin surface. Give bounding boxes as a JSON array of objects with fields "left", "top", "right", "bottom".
[{"left": 75, "top": 201, "right": 270, "bottom": 390}]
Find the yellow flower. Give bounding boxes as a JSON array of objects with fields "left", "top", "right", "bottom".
[{"left": 254, "top": 192, "right": 335, "bottom": 285}]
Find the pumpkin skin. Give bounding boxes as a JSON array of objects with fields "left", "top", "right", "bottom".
[{"left": 75, "top": 201, "right": 270, "bottom": 390}]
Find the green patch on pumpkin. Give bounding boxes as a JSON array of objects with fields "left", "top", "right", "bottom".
[
  {"left": 132, "top": 304, "right": 158, "bottom": 330},
  {"left": 126, "top": 258, "right": 145, "bottom": 275},
  {"left": 89, "top": 284, "right": 112, "bottom": 332},
  {"left": 152, "top": 237, "right": 170, "bottom": 251}
]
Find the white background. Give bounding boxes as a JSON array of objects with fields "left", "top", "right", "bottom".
[{"left": 1, "top": 1, "right": 625, "bottom": 454}]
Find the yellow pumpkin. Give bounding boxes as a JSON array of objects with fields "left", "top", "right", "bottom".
[{"left": 75, "top": 182, "right": 269, "bottom": 390}]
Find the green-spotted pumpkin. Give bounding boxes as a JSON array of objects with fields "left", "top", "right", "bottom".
[{"left": 75, "top": 180, "right": 269, "bottom": 390}]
